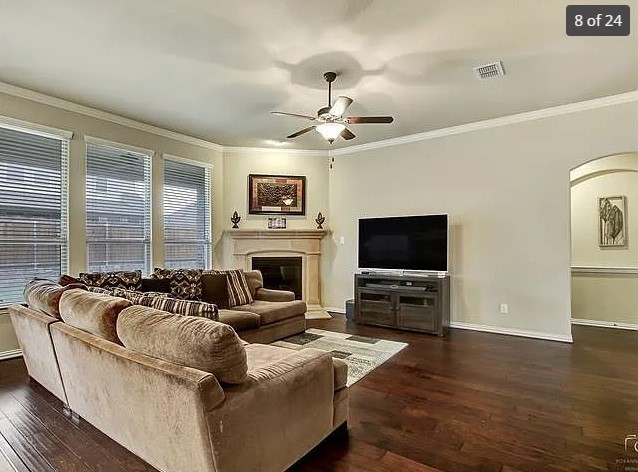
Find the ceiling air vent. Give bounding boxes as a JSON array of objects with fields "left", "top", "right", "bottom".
[{"left": 473, "top": 61, "right": 505, "bottom": 80}]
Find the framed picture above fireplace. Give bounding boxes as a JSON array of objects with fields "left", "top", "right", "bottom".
[{"left": 248, "top": 174, "right": 306, "bottom": 215}]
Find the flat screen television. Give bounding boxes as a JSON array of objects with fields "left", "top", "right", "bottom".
[{"left": 358, "top": 214, "right": 448, "bottom": 272}]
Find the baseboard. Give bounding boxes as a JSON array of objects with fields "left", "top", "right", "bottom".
[
  {"left": 0, "top": 349, "right": 22, "bottom": 361},
  {"left": 450, "top": 321, "right": 573, "bottom": 343},
  {"left": 571, "top": 318, "right": 638, "bottom": 331},
  {"left": 325, "top": 307, "right": 346, "bottom": 314}
]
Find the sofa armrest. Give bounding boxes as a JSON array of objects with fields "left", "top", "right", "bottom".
[
  {"left": 254, "top": 287, "right": 295, "bottom": 302},
  {"left": 8, "top": 304, "right": 68, "bottom": 403},
  {"left": 205, "top": 347, "right": 335, "bottom": 472}
]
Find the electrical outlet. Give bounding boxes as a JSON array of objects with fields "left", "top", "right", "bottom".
[
  {"left": 339, "top": 236, "right": 345, "bottom": 245},
  {"left": 499, "top": 303, "right": 508, "bottom": 314}
]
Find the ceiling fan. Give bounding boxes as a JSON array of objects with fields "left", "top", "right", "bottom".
[{"left": 271, "top": 71, "right": 394, "bottom": 144}]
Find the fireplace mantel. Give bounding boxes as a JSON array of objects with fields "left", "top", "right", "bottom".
[
  {"left": 225, "top": 229, "right": 328, "bottom": 241},
  {"left": 224, "top": 228, "right": 329, "bottom": 318}
]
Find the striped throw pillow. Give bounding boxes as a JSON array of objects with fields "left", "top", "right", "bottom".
[
  {"left": 207, "top": 269, "right": 253, "bottom": 308},
  {"left": 110, "top": 288, "right": 217, "bottom": 320},
  {"left": 147, "top": 296, "right": 219, "bottom": 320}
]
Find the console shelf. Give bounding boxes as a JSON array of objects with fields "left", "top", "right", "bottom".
[{"left": 354, "top": 273, "right": 450, "bottom": 336}]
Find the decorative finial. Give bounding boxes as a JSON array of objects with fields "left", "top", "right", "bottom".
[
  {"left": 315, "top": 212, "right": 325, "bottom": 229},
  {"left": 230, "top": 211, "right": 241, "bottom": 229}
]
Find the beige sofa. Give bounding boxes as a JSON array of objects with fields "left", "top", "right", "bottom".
[
  {"left": 217, "top": 270, "right": 307, "bottom": 344},
  {"left": 8, "top": 289, "right": 348, "bottom": 472}
]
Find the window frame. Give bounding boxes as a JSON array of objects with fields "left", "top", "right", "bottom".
[
  {"left": 0, "top": 117, "right": 72, "bottom": 307},
  {"left": 162, "top": 154, "right": 213, "bottom": 270},
  {"left": 84, "top": 136, "right": 153, "bottom": 275}
]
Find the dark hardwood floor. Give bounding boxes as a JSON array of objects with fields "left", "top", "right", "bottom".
[{"left": 1, "top": 316, "right": 637, "bottom": 471}]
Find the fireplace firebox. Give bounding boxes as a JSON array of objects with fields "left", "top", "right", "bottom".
[{"left": 252, "top": 257, "right": 303, "bottom": 300}]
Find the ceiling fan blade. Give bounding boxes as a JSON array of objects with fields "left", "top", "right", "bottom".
[
  {"left": 329, "top": 96, "right": 353, "bottom": 117},
  {"left": 271, "top": 111, "right": 316, "bottom": 121},
  {"left": 340, "top": 128, "right": 356, "bottom": 140},
  {"left": 286, "top": 126, "right": 316, "bottom": 139},
  {"left": 347, "top": 116, "right": 394, "bottom": 124}
]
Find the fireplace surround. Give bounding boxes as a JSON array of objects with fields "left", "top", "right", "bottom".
[{"left": 224, "top": 229, "right": 328, "bottom": 317}]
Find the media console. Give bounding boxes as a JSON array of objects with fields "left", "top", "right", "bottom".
[{"left": 354, "top": 272, "right": 450, "bottom": 336}]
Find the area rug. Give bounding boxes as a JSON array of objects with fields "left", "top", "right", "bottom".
[{"left": 272, "top": 328, "right": 408, "bottom": 386}]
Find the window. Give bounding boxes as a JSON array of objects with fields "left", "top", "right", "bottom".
[
  {"left": 163, "top": 157, "right": 211, "bottom": 269},
  {"left": 86, "top": 141, "right": 151, "bottom": 273},
  {"left": 0, "top": 125, "right": 68, "bottom": 305}
]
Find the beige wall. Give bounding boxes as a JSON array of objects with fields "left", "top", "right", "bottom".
[
  {"left": 325, "top": 101, "right": 638, "bottom": 340},
  {"left": 570, "top": 153, "right": 638, "bottom": 325},
  {"left": 219, "top": 148, "right": 329, "bottom": 268}
]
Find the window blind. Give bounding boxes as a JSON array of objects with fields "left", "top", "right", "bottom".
[
  {"left": 0, "top": 126, "right": 68, "bottom": 305},
  {"left": 163, "top": 158, "right": 211, "bottom": 269},
  {"left": 86, "top": 142, "right": 151, "bottom": 274}
]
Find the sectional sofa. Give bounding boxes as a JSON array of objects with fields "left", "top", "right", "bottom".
[{"left": 9, "top": 285, "right": 348, "bottom": 472}]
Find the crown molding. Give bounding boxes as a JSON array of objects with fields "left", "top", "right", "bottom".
[
  {"left": 223, "top": 145, "right": 327, "bottom": 157},
  {"left": 329, "top": 90, "right": 638, "bottom": 157},
  {"left": 0, "top": 81, "right": 224, "bottom": 152},
  {"left": 2, "top": 81, "right": 635, "bottom": 157}
]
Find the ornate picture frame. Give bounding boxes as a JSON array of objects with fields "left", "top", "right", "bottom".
[
  {"left": 598, "top": 195, "right": 627, "bottom": 247},
  {"left": 248, "top": 174, "right": 306, "bottom": 215}
]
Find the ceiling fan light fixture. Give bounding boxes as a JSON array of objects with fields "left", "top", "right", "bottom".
[{"left": 316, "top": 122, "right": 345, "bottom": 143}]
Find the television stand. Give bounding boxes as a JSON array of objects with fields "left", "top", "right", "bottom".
[{"left": 354, "top": 272, "right": 450, "bottom": 336}]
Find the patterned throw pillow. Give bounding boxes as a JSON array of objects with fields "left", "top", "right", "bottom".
[
  {"left": 87, "top": 286, "right": 113, "bottom": 295},
  {"left": 207, "top": 269, "right": 253, "bottom": 308},
  {"left": 152, "top": 268, "right": 202, "bottom": 301},
  {"left": 79, "top": 270, "right": 142, "bottom": 291}
]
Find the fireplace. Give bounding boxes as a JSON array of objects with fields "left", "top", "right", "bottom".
[{"left": 252, "top": 256, "right": 303, "bottom": 300}]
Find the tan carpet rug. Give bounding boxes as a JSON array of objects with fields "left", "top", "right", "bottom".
[{"left": 273, "top": 328, "right": 407, "bottom": 386}]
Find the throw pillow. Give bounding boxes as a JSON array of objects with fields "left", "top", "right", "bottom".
[
  {"left": 87, "top": 286, "right": 113, "bottom": 295},
  {"left": 59, "top": 274, "right": 82, "bottom": 286},
  {"left": 23, "top": 278, "right": 87, "bottom": 319},
  {"left": 201, "top": 272, "right": 230, "bottom": 309},
  {"left": 141, "top": 277, "right": 171, "bottom": 293},
  {"left": 152, "top": 268, "right": 202, "bottom": 300},
  {"left": 147, "top": 297, "right": 219, "bottom": 320},
  {"left": 208, "top": 269, "right": 253, "bottom": 308},
  {"left": 78, "top": 270, "right": 142, "bottom": 291},
  {"left": 110, "top": 288, "right": 169, "bottom": 305}
]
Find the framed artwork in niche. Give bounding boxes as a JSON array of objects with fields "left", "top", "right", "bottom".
[
  {"left": 248, "top": 174, "right": 306, "bottom": 215},
  {"left": 598, "top": 195, "right": 627, "bottom": 247}
]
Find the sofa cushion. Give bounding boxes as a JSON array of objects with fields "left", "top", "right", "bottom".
[
  {"left": 233, "top": 300, "right": 307, "bottom": 325},
  {"left": 201, "top": 272, "right": 229, "bottom": 309},
  {"left": 152, "top": 268, "right": 202, "bottom": 300},
  {"left": 23, "top": 279, "right": 87, "bottom": 319},
  {"left": 243, "top": 270, "right": 263, "bottom": 297},
  {"left": 141, "top": 277, "right": 171, "bottom": 294},
  {"left": 117, "top": 305, "right": 247, "bottom": 384},
  {"left": 218, "top": 309, "right": 260, "bottom": 331},
  {"left": 59, "top": 289, "right": 131, "bottom": 344},
  {"left": 78, "top": 270, "right": 142, "bottom": 291}
]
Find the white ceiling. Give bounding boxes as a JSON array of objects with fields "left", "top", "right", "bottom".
[{"left": 1, "top": 0, "right": 637, "bottom": 150}]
